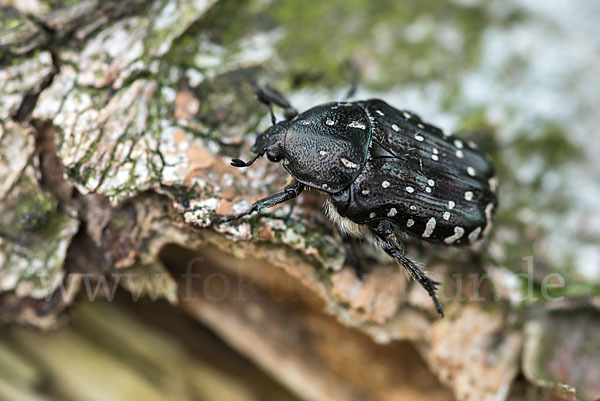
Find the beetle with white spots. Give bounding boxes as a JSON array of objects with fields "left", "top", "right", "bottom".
[{"left": 219, "top": 84, "right": 498, "bottom": 318}]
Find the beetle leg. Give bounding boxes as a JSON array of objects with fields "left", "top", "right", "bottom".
[
  {"left": 342, "top": 60, "right": 359, "bottom": 100},
  {"left": 337, "top": 228, "right": 367, "bottom": 280},
  {"left": 369, "top": 220, "right": 445, "bottom": 318},
  {"left": 255, "top": 85, "right": 299, "bottom": 121},
  {"left": 217, "top": 181, "right": 304, "bottom": 224},
  {"left": 282, "top": 198, "right": 298, "bottom": 222},
  {"left": 240, "top": 70, "right": 299, "bottom": 121}
]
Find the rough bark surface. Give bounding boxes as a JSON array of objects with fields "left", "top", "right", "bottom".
[{"left": 1, "top": 1, "right": 599, "bottom": 400}]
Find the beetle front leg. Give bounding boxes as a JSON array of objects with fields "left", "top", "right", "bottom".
[
  {"left": 342, "top": 59, "right": 359, "bottom": 100},
  {"left": 217, "top": 181, "right": 304, "bottom": 224},
  {"left": 369, "top": 220, "right": 444, "bottom": 318},
  {"left": 255, "top": 85, "right": 299, "bottom": 121}
]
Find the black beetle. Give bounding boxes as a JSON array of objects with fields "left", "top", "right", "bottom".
[{"left": 218, "top": 84, "right": 498, "bottom": 317}]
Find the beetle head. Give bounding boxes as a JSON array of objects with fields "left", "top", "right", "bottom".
[
  {"left": 251, "top": 120, "right": 289, "bottom": 162},
  {"left": 231, "top": 121, "right": 289, "bottom": 168}
]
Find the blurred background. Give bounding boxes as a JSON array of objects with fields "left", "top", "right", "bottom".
[{"left": 1, "top": 0, "right": 599, "bottom": 400}]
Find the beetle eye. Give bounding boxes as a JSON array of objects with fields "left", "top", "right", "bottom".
[{"left": 267, "top": 149, "right": 282, "bottom": 162}]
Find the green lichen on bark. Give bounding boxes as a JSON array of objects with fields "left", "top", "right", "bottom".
[
  {"left": 0, "top": 6, "right": 48, "bottom": 56},
  {"left": 0, "top": 164, "right": 79, "bottom": 299}
]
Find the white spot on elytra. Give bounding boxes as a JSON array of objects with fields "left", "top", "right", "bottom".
[
  {"left": 425, "top": 187, "right": 432, "bottom": 193},
  {"left": 468, "top": 226, "right": 482, "bottom": 242},
  {"left": 427, "top": 179, "right": 435, "bottom": 186},
  {"left": 382, "top": 180, "right": 391, "bottom": 188},
  {"left": 410, "top": 205, "right": 417, "bottom": 211},
  {"left": 300, "top": 120, "right": 311, "bottom": 125},
  {"left": 432, "top": 154, "right": 439, "bottom": 161},
  {"left": 402, "top": 112, "right": 411, "bottom": 119},
  {"left": 417, "top": 123, "right": 425, "bottom": 129},
  {"left": 348, "top": 121, "right": 366, "bottom": 129},
  {"left": 432, "top": 148, "right": 439, "bottom": 155},
  {"left": 443, "top": 211, "right": 451, "bottom": 220},
  {"left": 444, "top": 226, "right": 465, "bottom": 244},
  {"left": 406, "top": 186, "right": 415, "bottom": 193},
  {"left": 442, "top": 129, "right": 451, "bottom": 137},
  {"left": 392, "top": 124, "right": 400, "bottom": 132},
  {"left": 340, "top": 157, "right": 359, "bottom": 169},
  {"left": 456, "top": 150, "right": 464, "bottom": 158},
  {"left": 448, "top": 200, "right": 455, "bottom": 209},
  {"left": 376, "top": 110, "right": 384, "bottom": 116},
  {"left": 406, "top": 218, "right": 415, "bottom": 227},
  {"left": 468, "top": 140, "right": 478, "bottom": 149},
  {"left": 387, "top": 208, "right": 397, "bottom": 217},
  {"left": 323, "top": 184, "right": 329, "bottom": 189},
  {"left": 361, "top": 189, "right": 370, "bottom": 195},
  {"left": 467, "top": 166, "right": 476, "bottom": 176},
  {"left": 325, "top": 119, "right": 335, "bottom": 126},
  {"left": 319, "top": 150, "right": 328, "bottom": 156},
  {"left": 369, "top": 212, "right": 376, "bottom": 219},
  {"left": 464, "top": 191, "right": 474, "bottom": 201},
  {"left": 415, "top": 134, "right": 424, "bottom": 142},
  {"left": 454, "top": 139, "right": 464, "bottom": 149},
  {"left": 422, "top": 217, "right": 436, "bottom": 238}
]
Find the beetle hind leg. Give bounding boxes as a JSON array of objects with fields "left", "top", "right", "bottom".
[{"left": 369, "top": 220, "right": 444, "bottom": 318}]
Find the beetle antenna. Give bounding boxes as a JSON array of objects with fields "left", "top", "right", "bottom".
[{"left": 231, "top": 152, "right": 263, "bottom": 168}]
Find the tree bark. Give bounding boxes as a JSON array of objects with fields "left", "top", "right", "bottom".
[{"left": 1, "top": 1, "right": 599, "bottom": 400}]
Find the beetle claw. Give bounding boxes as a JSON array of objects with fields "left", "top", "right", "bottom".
[
  {"left": 421, "top": 277, "right": 445, "bottom": 318},
  {"left": 216, "top": 213, "right": 246, "bottom": 225}
]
